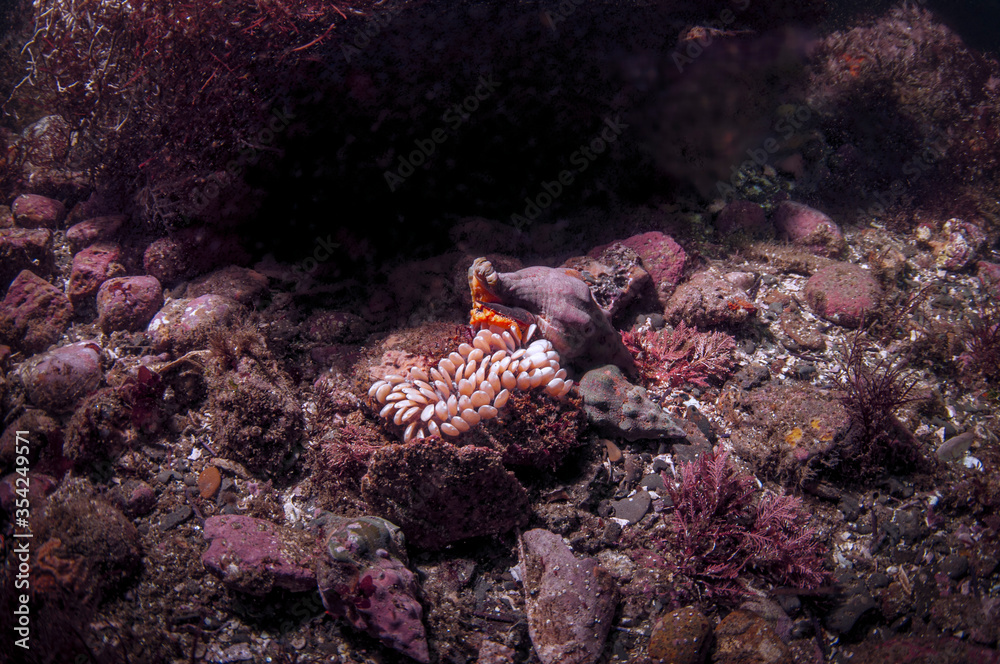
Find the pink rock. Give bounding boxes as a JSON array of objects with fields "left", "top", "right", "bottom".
[
  {"left": 596, "top": 231, "right": 687, "bottom": 303},
  {"left": 977, "top": 261, "right": 1000, "bottom": 298},
  {"left": 147, "top": 294, "right": 242, "bottom": 353},
  {"left": 184, "top": 265, "right": 269, "bottom": 306},
  {"left": 96, "top": 276, "right": 164, "bottom": 333},
  {"left": 65, "top": 215, "right": 125, "bottom": 253},
  {"left": 11, "top": 194, "right": 66, "bottom": 229},
  {"left": 773, "top": 201, "right": 846, "bottom": 257},
  {"left": 317, "top": 516, "right": 429, "bottom": 663},
  {"left": 519, "top": 529, "right": 618, "bottom": 664},
  {"left": 201, "top": 515, "right": 317, "bottom": 595},
  {"left": 67, "top": 243, "right": 122, "bottom": 306},
  {"left": 0, "top": 270, "right": 72, "bottom": 353},
  {"left": 0, "top": 228, "right": 53, "bottom": 284},
  {"left": 143, "top": 227, "right": 250, "bottom": 286},
  {"left": 21, "top": 340, "right": 103, "bottom": 412},
  {"left": 665, "top": 269, "right": 756, "bottom": 328},
  {"left": 804, "top": 263, "right": 883, "bottom": 328},
  {"left": 716, "top": 199, "right": 770, "bottom": 238}
]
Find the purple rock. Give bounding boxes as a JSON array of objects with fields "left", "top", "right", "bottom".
[
  {"left": 96, "top": 276, "right": 164, "bottom": 333},
  {"left": 977, "top": 261, "right": 1000, "bottom": 298},
  {"left": 184, "top": 265, "right": 269, "bottom": 306},
  {"left": 0, "top": 270, "right": 72, "bottom": 353},
  {"left": 598, "top": 231, "right": 687, "bottom": 304},
  {"left": 317, "top": 515, "right": 430, "bottom": 663},
  {"left": 66, "top": 215, "right": 125, "bottom": 253},
  {"left": 519, "top": 529, "right": 618, "bottom": 664},
  {"left": 147, "top": 294, "right": 242, "bottom": 353},
  {"left": 67, "top": 243, "right": 122, "bottom": 306},
  {"left": 11, "top": 193, "right": 66, "bottom": 229},
  {"left": 579, "top": 364, "right": 685, "bottom": 441},
  {"left": 804, "top": 263, "right": 883, "bottom": 328},
  {"left": 124, "top": 481, "right": 157, "bottom": 517},
  {"left": 201, "top": 515, "right": 317, "bottom": 595},
  {"left": 143, "top": 228, "right": 250, "bottom": 286},
  {"left": 21, "top": 340, "right": 103, "bottom": 412},
  {"left": 0, "top": 227, "right": 53, "bottom": 284},
  {"left": 773, "top": 201, "right": 846, "bottom": 258},
  {"left": 716, "top": 199, "right": 770, "bottom": 238},
  {"left": 665, "top": 269, "right": 756, "bottom": 328}
]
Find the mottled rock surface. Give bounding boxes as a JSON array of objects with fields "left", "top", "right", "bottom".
[
  {"left": 804, "top": 262, "right": 882, "bottom": 328},
  {"left": 361, "top": 441, "right": 529, "bottom": 550},
  {"left": 67, "top": 242, "right": 123, "bottom": 306},
  {"left": 0, "top": 270, "right": 72, "bottom": 353},
  {"left": 201, "top": 515, "right": 317, "bottom": 595},
  {"left": 712, "top": 609, "right": 792, "bottom": 664},
  {"left": 519, "top": 528, "right": 618, "bottom": 664},
  {"left": 0, "top": 227, "right": 53, "bottom": 285},
  {"left": 579, "top": 364, "right": 685, "bottom": 441},
  {"left": 648, "top": 606, "right": 712, "bottom": 664},
  {"left": 21, "top": 341, "right": 103, "bottom": 412},
  {"left": 666, "top": 269, "right": 756, "bottom": 328},
  {"left": 11, "top": 193, "right": 66, "bottom": 229},
  {"left": 317, "top": 515, "right": 429, "bottom": 663},
  {"left": 148, "top": 294, "right": 242, "bottom": 353},
  {"left": 96, "top": 276, "right": 164, "bottom": 333},
  {"left": 773, "top": 201, "right": 846, "bottom": 258},
  {"left": 66, "top": 214, "right": 125, "bottom": 253},
  {"left": 184, "top": 265, "right": 269, "bottom": 306}
]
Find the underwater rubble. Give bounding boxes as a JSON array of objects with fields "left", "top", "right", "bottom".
[{"left": 1, "top": 1, "right": 1000, "bottom": 663}]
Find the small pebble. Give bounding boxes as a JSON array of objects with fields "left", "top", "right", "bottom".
[
  {"left": 160, "top": 505, "right": 193, "bottom": 531},
  {"left": 198, "top": 466, "right": 222, "bottom": 498}
]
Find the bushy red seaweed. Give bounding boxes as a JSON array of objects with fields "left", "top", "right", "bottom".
[
  {"left": 621, "top": 322, "right": 736, "bottom": 395},
  {"left": 631, "top": 450, "right": 828, "bottom": 605}
]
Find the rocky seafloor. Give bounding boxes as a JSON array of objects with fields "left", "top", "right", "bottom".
[{"left": 2, "top": 1, "right": 1000, "bottom": 664}]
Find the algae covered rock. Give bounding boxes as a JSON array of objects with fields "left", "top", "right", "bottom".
[
  {"left": 519, "top": 528, "right": 618, "bottom": 664},
  {"left": 579, "top": 364, "right": 685, "bottom": 441}
]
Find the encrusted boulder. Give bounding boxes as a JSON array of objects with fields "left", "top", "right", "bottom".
[
  {"left": 519, "top": 528, "right": 618, "bottom": 664},
  {"left": 201, "top": 515, "right": 317, "bottom": 595},
  {"left": 361, "top": 441, "right": 529, "bottom": 550},
  {"left": 0, "top": 227, "right": 53, "bottom": 285},
  {"left": 148, "top": 294, "right": 242, "bottom": 353},
  {"left": 773, "top": 201, "right": 846, "bottom": 258},
  {"left": 21, "top": 341, "right": 103, "bottom": 413},
  {"left": 0, "top": 270, "right": 72, "bottom": 353},
  {"left": 96, "top": 276, "right": 164, "bottom": 333},
  {"left": 67, "top": 243, "right": 123, "bottom": 306},
  {"left": 11, "top": 193, "right": 66, "bottom": 229},
  {"left": 804, "top": 262, "right": 882, "bottom": 329},
  {"left": 65, "top": 214, "right": 125, "bottom": 253},
  {"left": 579, "top": 365, "right": 685, "bottom": 441},
  {"left": 316, "top": 515, "right": 429, "bottom": 663}
]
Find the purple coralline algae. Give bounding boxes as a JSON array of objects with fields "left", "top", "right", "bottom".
[
  {"left": 316, "top": 515, "right": 430, "bottom": 663},
  {"left": 773, "top": 201, "right": 846, "bottom": 258},
  {"left": 96, "top": 275, "right": 164, "bottom": 333},
  {"left": 519, "top": 528, "right": 618, "bottom": 664},
  {"left": 578, "top": 364, "right": 686, "bottom": 441},
  {"left": 201, "top": 515, "right": 317, "bottom": 595},
  {"left": 11, "top": 193, "right": 66, "bottom": 228},
  {"left": 67, "top": 242, "right": 123, "bottom": 306},
  {"left": 0, "top": 227, "right": 54, "bottom": 285},
  {"left": 804, "top": 262, "right": 883, "bottom": 328},
  {"left": 20, "top": 340, "right": 103, "bottom": 412},
  {"left": 0, "top": 269, "right": 72, "bottom": 353},
  {"left": 65, "top": 214, "right": 125, "bottom": 253},
  {"left": 147, "top": 294, "right": 242, "bottom": 353}
]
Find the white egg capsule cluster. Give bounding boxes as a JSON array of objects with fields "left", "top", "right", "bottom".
[{"left": 368, "top": 328, "right": 574, "bottom": 442}]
